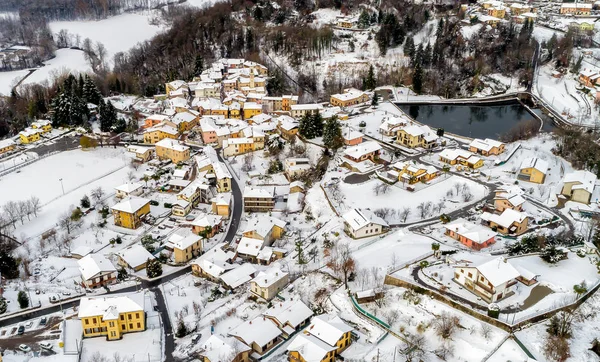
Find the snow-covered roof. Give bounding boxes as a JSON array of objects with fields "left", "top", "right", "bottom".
[
  {"left": 116, "top": 244, "right": 155, "bottom": 269},
  {"left": 200, "top": 335, "right": 251, "bottom": 362},
  {"left": 561, "top": 2, "right": 592, "bottom": 9},
  {"left": 19, "top": 128, "right": 42, "bottom": 137},
  {"left": 78, "top": 254, "right": 117, "bottom": 281},
  {"left": 127, "top": 145, "right": 153, "bottom": 154},
  {"left": 342, "top": 128, "right": 363, "bottom": 141},
  {"left": 475, "top": 257, "right": 521, "bottom": 287},
  {"left": 166, "top": 232, "right": 202, "bottom": 251},
  {"left": 111, "top": 197, "right": 150, "bottom": 214},
  {"left": 220, "top": 263, "right": 257, "bottom": 289},
  {"left": 78, "top": 292, "right": 145, "bottom": 319},
  {"left": 305, "top": 314, "right": 353, "bottom": 347},
  {"left": 251, "top": 265, "right": 288, "bottom": 288},
  {"left": 342, "top": 208, "right": 388, "bottom": 231},
  {"left": 145, "top": 123, "right": 179, "bottom": 136},
  {"left": 211, "top": 193, "right": 232, "bottom": 206},
  {"left": 343, "top": 141, "right": 381, "bottom": 159},
  {"left": 191, "top": 214, "right": 223, "bottom": 229},
  {"left": 115, "top": 182, "right": 143, "bottom": 194},
  {"left": 145, "top": 114, "right": 170, "bottom": 122},
  {"left": 481, "top": 209, "right": 527, "bottom": 229},
  {"left": 229, "top": 315, "right": 283, "bottom": 347},
  {"left": 439, "top": 148, "right": 474, "bottom": 161},
  {"left": 331, "top": 90, "right": 366, "bottom": 102},
  {"left": 171, "top": 112, "right": 197, "bottom": 125},
  {"left": 236, "top": 237, "right": 265, "bottom": 257},
  {"left": 444, "top": 218, "right": 497, "bottom": 244},
  {"left": 520, "top": 157, "right": 548, "bottom": 173},
  {"left": 191, "top": 243, "right": 235, "bottom": 278},
  {"left": 155, "top": 138, "right": 189, "bottom": 152},
  {"left": 243, "top": 102, "right": 262, "bottom": 110},
  {"left": 287, "top": 333, "right": 337, "bottom": 361},
  {"left": 252, "top": 113, "right": 272, "bottom": 124},
  {"left": 469, "top": 138, "right": 504, "bottom": 152},
  {"left": 263, "top": 300, "right": 314, "bottom": 328},
  {"left": 563, "top": 170, "right": 597, "bottom": 194},
  {"left": 291, "top": 104, "right": 323, "bottom": 111},
  {"left": 71, "top": 246, "right": 93, "bottom": 258},
  {"left": 243, "top": 216, "right": 286, "bottom": 238},
  {"left": 243, "top": 186, "right": 274, "bottom": 199},
  {"left": 0, "top": 138, "right": 16, "bottom": 149}
]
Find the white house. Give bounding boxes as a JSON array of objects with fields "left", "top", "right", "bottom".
[
  {"left": 116, "top": 244, "right": 155, "bottom": 271},
  {"left": 342, "top": 208, "right": 388, "bottom": 239},
  {"left": 114, "top": 182, "right": 144, "bottom": 198},
  {"left": 78, "top": 254, "right": 117, "bottom": 289},
  {"left": 250, "top": 265, "right": 289, "bottom": 301},
  {"left": 454, "top": 257, "right": 521, "bottom": 303}
]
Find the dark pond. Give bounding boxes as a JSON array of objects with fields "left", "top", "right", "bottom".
[{"left": 396, "top": 103, "right": 554, "bottom": 139}]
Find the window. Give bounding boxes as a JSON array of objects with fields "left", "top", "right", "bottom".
[
  {"left": 121, "top": 324, "right": 126, "bottom": 330},
  {"left": 467, "top": 272, "right": 473, "bottom": 278},
  {"left": 111, "top": 331, "right": 116, "bottom": 337},
  {"left": 137, "top": 322, "right": 141, "bottom": 328},
  {"left": 109, "top": 322, "right": 114, "bottom": 327},
  {"left": 128, "top": 314, "right": 132, "bottom": 320},
  {"left": 92, "top": 318, "right": 97, "bottom": 324},
  {"left": 85, "top": 319, "right": 90, "bottom": 325},
  {"left": 129, "top": 323, "right": 133, "bottom": 329},
  {"left": 120, "top": 315, "right": 125, "bottom": 321}
]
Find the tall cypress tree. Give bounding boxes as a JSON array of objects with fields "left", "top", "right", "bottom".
[{"left": 323, "top": 116, "right": 343, "bottom": 150}]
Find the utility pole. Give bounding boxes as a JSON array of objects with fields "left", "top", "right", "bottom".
[{"left": 59, "top": 178, "right": 65, "bottom": 195}]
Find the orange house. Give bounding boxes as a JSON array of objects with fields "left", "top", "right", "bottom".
[
  {"left": 342, "top": 128, "right": 363, "bottom": 146},
  {"left": 444, "top": 219, "right": 497, "bottom": 251},
  {"left": 143, "top": 114, "right": 170, "bottom": 129}
]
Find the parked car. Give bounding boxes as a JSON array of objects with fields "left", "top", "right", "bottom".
[
  {"left": 40, "top": 317, "right": 47, "bottom": 325},
  {"left": 18, "top": 344, "right": 31, "bottom": 352},
  {"left": 17, "top": 326, "right": 25, "bottom": 335},
  {"left": 191, "top": 334, "right": 201, "bottom": 344},
  {"left": 39, "top": 342, "right": 53, "bottom": 351},
  {"left": 25, "top": 321, "right": 33, "bottom": 328}
]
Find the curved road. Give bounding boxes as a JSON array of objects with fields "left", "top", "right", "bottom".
[{"left": 0, "top": 150, "right": 244, "bottom": 362}]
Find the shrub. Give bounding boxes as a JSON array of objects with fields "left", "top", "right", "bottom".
[
  {"left": 17, "top": 291, "right": 29, "bottom": 309},
  {"left": 150, "top": 200, "right": 159, "bottom": 206}
]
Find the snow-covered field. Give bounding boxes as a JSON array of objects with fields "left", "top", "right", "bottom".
[{"left": 0, "top": 68, "right": 29, "bottom": 96}]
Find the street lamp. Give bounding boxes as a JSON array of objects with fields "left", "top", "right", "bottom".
[{"left": 59, "top": 178, "right": 65, "bottom": 195}]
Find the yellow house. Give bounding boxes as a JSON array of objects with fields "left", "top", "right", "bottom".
[
  {"left": 330, "top": 90, "right": 369, "bottom": 107},
  {"left": 289, "top": 314, "right": 353, "bottom": 361},
  {"left": 439, "top": 149, "right": 484, "bottom": 169},
  {"left": 561, "top": 170, "right": 597, "bottom": 205},
  {"left": 487, "top": 6, "right": 505, "bottom": 18},
  {"left": 277, "top": 117, "right": 299, "bottom": 140},
  {"left": 0, "top": 139, "right": 16, "bottom": 155},
  {"left": 211, "top": 194, "right": 231, "bottom": 217},
  {"left": 78, "top": 293, "right": 145, "bottom": 341},
  {"left": 127, "top": 145, "right": 154, "bottom": 163},
  {"left": 111, "top": 198, "right": 151, "bottom": 229},
  {"left": 116, "top": 244, "right": 155, "bottom": 271},
  {"left": 143, "top": 123, "right": 179, "bottom": 144},
  {"left": 518, "top": 157, "right": 547, "bottom": 184},
  {"left": 31, "top": 120, "right": 52, "bottom": 133},
  {"left": 243, "top": 102, "right": 263, "bottom": 120},
  {"left": 222, "top": 137, "right": 264, "bottom": 157},
  {"left": 481, "top": 209, "right": 529, "bottom": 236},
  {"left": 165, "top": 80, "right": 188, "bottom": 97},
  {"left": 569, "top": 21, "right": 595, "bottom": 33},
  {"left": 282, "top": 95, "right": 299, "bottom": 111},
  {"left": 166, "top": 233, "right": 203, "bottom": 263},
  {"left": 336, "top": 18, "right": 354, "bottom": 28},
  {"left": 242, "top": 216, "right": 286, "bottom": 245},
  {"left": 155, "top": 139, "right": 190, "bottom": 164},
  {"left": 391, "top": 161, "right": 440, "bottom": 185},
  {"left": 560, "top": 3, "right": 592, "bottom": 15},
  {"left": 468, "top": 138, "right": 505, "bottom": 156},
  {"left": 243, "top": 187, "right": 275, "bottom": 212},
  {"left": 229, "top": 103, "right": 242, "bottom": 119},
  {"left": 229, "top": 316, "right": 283, "bottom": 356},
  {"left": 199, "top": 335, "right": 251, "bottom": 362},
  {"left": 19, "top": 128, "right": 41, "bottom": 144},
  {"left": 396, "top": 125, "right": 438, "bottom": 149},
  {"left": 171, "top": 112, "right": 199, "bottom": 132},
  {"left": 250, "top": 266, "right": 289, "bottom": 301}
]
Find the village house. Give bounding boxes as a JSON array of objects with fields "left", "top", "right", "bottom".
[
  {"left": 143, "top": 123, "right": 179, "bottom": 144},
  {"left": 191, "top": 214, "right": 223, "bottom": 237},
  {"left": 127, "top": 145, "right": 154, "bottom": 162},
  {"left": 111, "top": 198, "right": 151, "bottom": 229},
  {"left": 438, "top": 148, "right": 484, "bottom": 169},
  {"left": 116, "top": 244, "right": 155, "bottom": 271},
  {"left": 177, "top": 181, "right": 210, "bottom": 208},
  {"left": 165, "top": 232, "right": 203, "bottom": 264},
  {"left": 277, "top": 116, "right": 300, "bottom": 140},
  {"left": 242, "top": 102, "right": 263, "bottom": 120},
  {"left": 579, "top": 69, "right": 600, "bottom": 87},
  {"left": 569, "top": 21, "right": 595, "bottom": 34},
  {"left": 229, "top": 315, "right": 283, "bottom": 357},
  {"left": 509, "top": 3, "right": 531, "bottom": 15},
  {"left": 222, "top": 135, "right": 265, "bottom": 157},
  {"left": 171, "top": 199, "right": 192, "bottom": 217},
  {"left": 236, "top": 237, "right": 266, "bottom": 262},
  {"left": 114, "top": 182, "right": 144, "bottom": 199},
  {"left": 78, "top": 254, "right": 118, "bottom": 289},
  {"left": 155, "top": 139, "right": 190, "bottom": 164},
  {"left": 143, "top": 114, "right": 170, "bottom": 129},
  {"left": 454, "top": 257, "right": 521, "bottom": 303},
  {"left": 444, "top": 218, "right": 498, "bottom": 250},
  {"left": 263, "top": 300, "right": 313, "bottom": 339},
  {"left": 396, "top": 124, "right": 439, "bottom": 149},
  {"left": 243, "top": 186, "right": 275, "bottom": 212},
  {"left": 211, "top": 193, "right": 231, "bottom": 217},
  {"left": 343, "top": 141, "right": 381, "bottom": 163},
  {"left": 0, "top": 139, "right": 16, "bottom": 155},
  {"left": 561, "top": 170, "right": 598, "bottom": 205},
  {"left": 391, "top": 161, "right": 440, "bottom": 185},
  {"left": 78, "top": 293, "right": 145, "bottom": 341},
  {"left": 19, "top": 128, "right": 42, "bottom": 144},
  {"left": 487, "top": 5, "right": 506, "bottom": 18},
  {"left": 468, "top": 138, "right": 505, "bottom": 156},
  {"left": 243, "top": 216, "right": 286, "bottom": 245},
  {"left": 31, "top": 119, "right": 52, "bottom": 133},
  {"left": 165, "top": 80, "right": 189, "bottom": 98},
  {"left": 342, "top": 128, "right": 363, "bottom": 146},
  {"left": 342, "top": 208, "right": 388, "bottom": 239},
  {"left": 518, "top": 157, "right": 548, "bottom": 184},
  {"left": 329, "top": 89, "right": 369, "bottom": 107},
  {"left": 494, "top": 185, "right": 526, "bottom": 212},
  {"left": 284, "top": 158, "right": 311, "bottom": 180},
  {"left": 171, "top": 111, "right": 199, "bottom": 132},
  {"left": 191, "top": 249, "right": 236, "bottom": 282},
  {"left": 302, "top": 314, "right": 353, "bottom": 355},
  {"left": 250, "top": 265, "right": 289, "bottom": 301},
  {"left": 336, "top": 16, "right": 355, "bottom": 28},
  {"left": 514, "top": 12, "right": 537, "bottom": 24},
  {"left": 379, "top": 116, "right": 408, "bottom": 136},
  {"left": 195, "top": 146, "right": 232, "bottom": 193},
  {"left": 481, "top": 208, "right": 529, "bottom": 235},
  {"left": 560, "top": 2, "right": 592, "bottom": 15},
  {"left": 290, "top": 104, "right": 323, "bottom": 119},
  {"left": 220, "top": 263, "right": 258, "bottom": 290},
  {"left": 198, "top": 335, "right": 251, "bottom": 362}
]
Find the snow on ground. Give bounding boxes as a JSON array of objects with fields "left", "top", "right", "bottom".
[
  {"left": 487, "top": 338, "right": 529, "bottom": 361},
  {"left": 0, "top": 147, "right": 136, "bottom": 239},
  {"left": 532, "top": 25, "right": 562, "bottom": 43},
  {"left": 19, "top": 49, "right": 92, "bottom": 89},
  {"left": 183, "top": 0, "right": 229, "bottom": 8},
  {"left": 461, "top": 23, "right": 484, "bottom": 39},
  {"left": 535, "top": 64, "right": 589, "bottom": 125},
  {"left": 49, "top": 13, "right": 166, "bottom": 69},
  {"left": 0, "top": 68, "right": 29, "bottom": 96},
  {"left": 329, "top": 175, "right": 488, "bottom": 224}
]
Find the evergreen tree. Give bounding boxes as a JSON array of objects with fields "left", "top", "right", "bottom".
[
  {"left": 113, "top": 117, "right": 127, "bottom": 133},
  {"left": 358, "top": 10, "right": 370, "bottom": 29},
  {"left": 404, "top": 37, "right": 415, "bottom": 58},
  {"left": 423, "top": 43, "right": 432, "bottom": 67},
  {"left": 323, "top": 116, "right": 343, "bottom": 150},
  {"left": 299, "top": 112, "right": 323, "bottom": 139},
  {"left": 375, "top": 28, "right": 388, "bottom": 56},
  {"left": 571, "top": 55, "right": 583, "bottom": 74},
  {"left": 371, "top": 94, "right": 379, "bottom": 106},
  {"left": 413, "top": 63, "right": 424, "bottom": 94},
  {"left": 365, "top": 65, "right": 376, "bottom": 90},
  {"left": 0, "top": 250, "right": 19, "bottom": 279},
  {"left": 80, "top": 195, "right": 91, "bottom": 208},
  {"left": 70, "top": 95, "right": 89, "bottom": 126},
  {"left": 17, "top": 291, "right": 29, "bottom": 309},
  {"left": 592, "top": 223, "right": 600, "bottom": 249},
  {"left": 82, "top": 75, "right": 102, "bottom": 105},
  {"left": 99, "top": 100, "right": 118, "bottom": 132},
  {"left": 146, "top": 258, "right": 162, "bottom": 278},
  {"left": 436, "top": 18, "right": 444, "bottom": 39},
  {"left": 51, "top": 92, "right": 72, "bottom": 126}
]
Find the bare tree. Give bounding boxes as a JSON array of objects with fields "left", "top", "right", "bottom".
[
  {"left": 17, "top": 201, "right": 29, "bottom": 223},
  {"left": 91, "top": 187, "right": 105, "bottom": 206},
  {"left": 433, "top": 313, "right": 460, "bottom": 340},
  {"left": 480, "top": 323, "right": 492, "bottom": 340},
  {"left": 325, "top": 242, "right": 356, "bottom": 288},
  {"left": 399, "top": 207, "right": 411, "bottom": 222},
  {"left": 435, "top": 341, "right": 455, "bottom": 361},
  {"left": 127, "top": 170, "right": 136, "bottom": 181},
  {"left": 386, "top": 309, "right": 400, "bottom": 326},
  {"left": 241, "top": 153, "right": 254, "bottom": 172},
  {"left": 28, "top": 196, "right": 41, "bottom": 217},
  {"left": 403, "top": 333, "right": 426, "bottom": 362},
  {"left": 543, "top": 335, "right": 570, "bottom": 362},
  {"left": 373, "top": 182, "right": 391, "bottom": 196}
]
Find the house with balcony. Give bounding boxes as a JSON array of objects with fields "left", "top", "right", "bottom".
[
  {"left": 111, "top": 198, "right": 151, "bottom": 230},
  {"left": 78, "top": 254, "right": 117, "bottom": 289},
  {"left": 78, "top": 293, "right": 145, "bottom": 341},
  {"left": 396, "top": 124, "right": 439, "bottom": 149},
  {"left": 263, "top": 300, "right": 313, "bottom": 339},
  {"left": 243, "top": 186, "right": 275, "bottom": 212},
  {"left": 391, "top": 161, "right": 440, "bottom": 185},
  {"left": 454, "top": 257, "right": 521, "bottom": 303},
  {"left": 493, "top": 185, "right": 526, "bottom": 212},
  {"left": 342, "top": 208, "right": 388, "bottom": 239},
  {"left": 229, "top": 315, "right": 283, "bottom": 357},
  {"left": 481, "top": 208, "right": 528, "bottom": 236},
  {"left": 438, "top": 148, "right": 484, "bottom": 169}
]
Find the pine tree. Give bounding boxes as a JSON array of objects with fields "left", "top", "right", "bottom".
[
  {"left": 312, "top": 113, "right": 324, "bottom": 138},
  {"left": 592, "top": 223, "right": 600, "bottom": 249},
  {"left": 371, "top": 94, "right": 379, "bottom": 106},
  {"left": 358, "top": 10, "right": 370, "bottom": 29},
  {"left": 70, "top": 96, "right": 89, "bottom": 126},
  {"left": 323, "top": 116, "right": 343, "bottom": 150},
  {"left": 436, "top": 18, "right": 444, "bottom": 39},
  {"left": 413, "top": 63, "right": 424, "bottom": 94},
  {"left": 83, "top": 75, "right": 102, "bottom": 105},
  {"left": 365, "top": 65, "right": 376, "bottom": 90},
  {"left": 51, "top": 92, "right": 72, "bottom": 127},
  {"left": 298, "top": 113, "right": 311, "bottom": 138},
  {"left": 99, "top": 100, "right": 112, "bottom": 132}
]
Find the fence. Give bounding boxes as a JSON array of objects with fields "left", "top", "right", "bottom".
[
  {"left": 0, "top": 150, "right": 60, "bottom": 178},
  {"left": 386, "top": 251, "right": 434, "bottom": 274}
]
